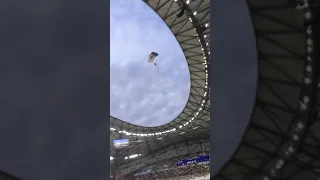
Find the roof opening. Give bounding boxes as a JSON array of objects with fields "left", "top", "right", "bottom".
[{"left": 110, "top": 0, "right": 190, "bottom": 127}]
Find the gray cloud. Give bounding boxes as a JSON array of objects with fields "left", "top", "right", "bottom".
[{"left": 110, "top": 0, "right": 190, "bottom": 127}]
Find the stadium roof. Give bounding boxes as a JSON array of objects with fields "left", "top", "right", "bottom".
[
  {"left": 212, "top": 0, "right": 320, "bottom": 179},
  {"left": 110, "top": 0, "right": 211, "bottom": 161}
]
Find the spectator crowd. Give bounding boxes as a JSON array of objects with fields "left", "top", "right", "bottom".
[{"left": 129, "top": 152, "right": 210, "bottom": 180}]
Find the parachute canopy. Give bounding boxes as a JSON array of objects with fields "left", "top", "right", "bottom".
[{"left": 148, "top": 52, "right": 159, "bottom": 63}]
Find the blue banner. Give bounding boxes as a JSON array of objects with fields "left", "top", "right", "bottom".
[{"left": 176, "top": 155, "right": 210, "bottom": 166}]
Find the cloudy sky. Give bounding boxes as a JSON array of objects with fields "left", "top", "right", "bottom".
[{"left": 110, "top": 0, "right": 190, "bottom": 127}]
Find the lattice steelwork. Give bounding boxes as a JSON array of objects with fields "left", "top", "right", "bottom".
[
  {"left": 110, "top": 0, "right": 211, "bottom": 164},
  {"left": 212, "top": 0, "right": 320, "bottom": 180}
]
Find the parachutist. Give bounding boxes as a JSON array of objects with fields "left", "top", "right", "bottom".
[{"left": 148, "top": 52, "right": 159, "bottom": 66}]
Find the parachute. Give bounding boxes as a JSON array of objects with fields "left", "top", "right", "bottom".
[{"left": 148, "top": 52, "right": 159, "bottom": 66}]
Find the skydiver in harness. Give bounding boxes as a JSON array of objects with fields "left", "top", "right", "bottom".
[{"left": 148, "top": 52, "right": 159, "bottom": 66}]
